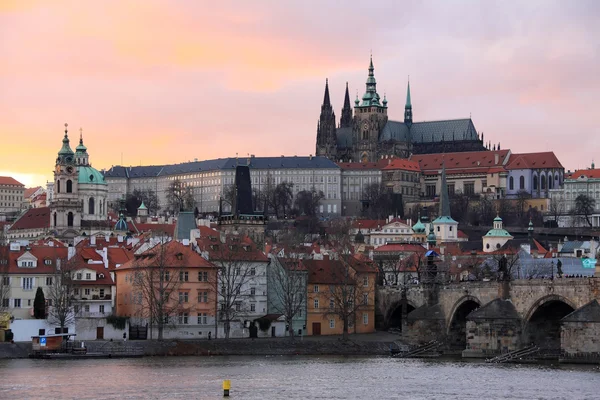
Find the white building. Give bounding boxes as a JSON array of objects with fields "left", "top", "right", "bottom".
[{"left": 103, "top": 155, "right": 342, "bottom": 217}]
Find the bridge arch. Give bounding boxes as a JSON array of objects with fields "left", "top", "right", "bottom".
[
  {"left": 385, "top": 300, "right": 417, "bottom": 331},
  {"left": 446, "top": 295, "right": 482, "bottom": 350},
  {"left": 524, "top": 294, "right": 576, "bottom": 350}
]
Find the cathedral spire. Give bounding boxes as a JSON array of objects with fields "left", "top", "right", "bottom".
[
  {"left": 404, "top": 79, "right": 413, "bottom": 127},
  {"left": 360, "top": 56, "right": 380, "bottom": 107},
  {"left": 340, "top": 82, "right": 353, "bottom": 128},
  {"left": 323, "top": 78, "right": 331, "bottom": 107}
]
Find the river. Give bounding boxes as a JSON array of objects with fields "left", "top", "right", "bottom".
[{"left": 0, "top": 356, "right": 598, "bottom": 399}]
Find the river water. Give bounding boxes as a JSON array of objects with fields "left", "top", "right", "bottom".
[{"left": 0, "top": 356, "right": 598, "bottom": 400}]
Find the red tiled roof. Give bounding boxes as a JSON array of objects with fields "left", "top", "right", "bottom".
[
  {"left": 304, "top": 256, "right": 375, "bottom": 284},
  {"left": 118, "top": 240, "right": 216, "bottom": 270},
  {"left": 0, "top": 176, "right": 24, "bottom": 186},
  {"left": 337, "top": 162, "right": 382, "bottom": 170},
  {"left": 8, "top": 207, "right": 50, "bottom": 231},
  {"left": 381, "top": 159, "right": 421, "bottom": 172},
  {"left": 24, "top": 186, "right": 42, "bottom": 198},
  {"left": 107, "top": 247, "right": 133, "bottom": 270},
  {"left": 458, "top": 230, "right": 469, "bottom": 239},
  {"left": 129, "top": 222, "right": 175, "bottom": 237},
  {"left": 196, "top": 234, "right": 268, "bottom": 262},
  {"left": 411, "top": 150, "right": 510, "bottom": 173},
  {"left": 374, "top": 243, "right": 426, "bottom": 253},
  {"left": 505, "top": 152, "right": 563, "bottom": 170},
  {"left": 567, "top": 169, "right": 600, "bottom": 180},
  {"left": 3, "top": 245, "right": 69, "bottom": 274},
  {"left": 352, "top": 219, "right": 386, "bottom": 230}
]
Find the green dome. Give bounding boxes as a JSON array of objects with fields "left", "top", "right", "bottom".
[
  {"left": 412, "top": 217, "right": 426, "bottom": 233},
  {"left": 78, "top": 166, "right": 106, "bottom": 185},
  {"left": 485, "top": 228, "right": 511, "bottom": 237},
  {"left": 138, "top": 201, "right": 147, "bottom": 210},
  {"left": 494, "top": 216, "right": 503, "bottom": 222}
]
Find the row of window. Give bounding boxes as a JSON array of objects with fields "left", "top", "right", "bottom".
[
  {"left": 312, "top": 294, "right": 369, "bottom": 309},
  {"left": 325, "top": 313, "right": 369, "bottom": 328},
  {"left": 2, "top": 276, "right": 54, "bottom": 288},
  {"left": 177, "top": 313, "right": 210, "bottom": 325}
]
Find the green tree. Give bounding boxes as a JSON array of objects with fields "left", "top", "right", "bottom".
[{"left": 33, "top": 287, "right": 46, "bottom": 319}]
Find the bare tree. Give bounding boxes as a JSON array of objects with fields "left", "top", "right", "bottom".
[
  {"left": 166, "top": 179, "right": 195, "bottom": 214},
  {"left": 130, "top": 239, "right": 186, "bottom": 340},
  {"left": 450, "top": 190, "right": 471, "bottom": 224},
  {"left": 574, "top": 194, "right": 595, "bottom": 227},
  {"left": 0, "top": 239, "right": 9, "bottom": 314},
  {"left": 326, "top": 257, "right": 374, "bottom": 341},
  {"left": 294, "top": 188, "right": 324, "bottom": 217},
  {"left": 274, "top": 182, "right": 294, "bottom": 218},
  {"left": 549, "top": 196, "right": 565, "bottom": 226},
  {"left": 515, "top": 190, "right": 531, "bottom": 226},
  {"left": 204, "top": 237, "right": 263, "bottom": 339},
  {"left": 268, "top": 257, "right": 306, "bottom": 338},
  {"left": 362, "top": 182, "right": 393, "bottom": 220},
  {"left": 477, "top": 196, "right": 495, "bottom": 225},
  {"left": 47, "top": 257, "right": 77, "bottom": 333}
]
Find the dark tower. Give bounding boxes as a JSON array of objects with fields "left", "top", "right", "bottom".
[
  {"left": 353, "top": 56, "right": 388, "bottom": 162},
  {"left": 340, "top": 82, "right": 353, "bottom": 128},
  {"left": 404, "top": 80, "right": 413, "bottom": 127},
  {"left": 315, "top": 79, "right": 337, "bottom": 159}
]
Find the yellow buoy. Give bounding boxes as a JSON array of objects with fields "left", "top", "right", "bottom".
[{"left": 223, "top": 379, "right": 231, "bottom": 397}]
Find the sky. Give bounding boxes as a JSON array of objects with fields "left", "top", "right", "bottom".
[{"left": 1, "top": 0, "right": 599, "bottom": 187}]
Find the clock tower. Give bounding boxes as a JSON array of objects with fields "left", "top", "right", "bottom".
[
  {"left": 50, "top": 123, "right": 82, "bottom": 236},
  {"left": 353, "top": 56, "right": 388, "bottom": 162}
]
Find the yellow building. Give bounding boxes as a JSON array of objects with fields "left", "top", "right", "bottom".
[{"left": 304, "top": 256, "right": 376, "bottom": 336}]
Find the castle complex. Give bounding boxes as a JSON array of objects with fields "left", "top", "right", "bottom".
[{"left": 315, "top": 57, "right": 487, "bottom": 162}]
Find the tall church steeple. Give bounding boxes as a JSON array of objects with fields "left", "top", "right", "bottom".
[
  {"left": 404, "top": 80, "right": 413, "bottom": 127},
  {"left": 315, "top": 79, "right": 337, "bottom": 159},
  {"left": 340, "top": 82, "right": 353, "bottom": 128},
  {"left": 353, "top": 56, "right": 388, "bottom": 163}
]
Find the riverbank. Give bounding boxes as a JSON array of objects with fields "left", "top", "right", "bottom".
[{"left": 0, "top": 332, "right": 404, "bottom": 359}]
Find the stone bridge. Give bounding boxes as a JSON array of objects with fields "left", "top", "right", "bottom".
[{"left": 377, "top": 278, "right": 600, "bottom": 357}]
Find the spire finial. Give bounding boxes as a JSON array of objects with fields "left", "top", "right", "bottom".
[{"left": 64, "top": 123, "right": 68, "bottom": 136}]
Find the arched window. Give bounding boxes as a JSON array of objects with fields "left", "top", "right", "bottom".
[
  {"left": 53, "top": 212, "right": 57, "bottom": 227},
  {"left": 533, "top": 175, "right": 538, "bottom": 190},
  {"left": 519, "top": 176, "right": 525, "bottom": 190},
  {"left": 67, "top": 212, "right": 74, "bottom": 227},
  {"left": 89, "top": 197, "right": 95, "bottom": 215},
  {"left": 509, "top": 176, "right": 514, "bottom": 191},
  {"left": 57, "top": 180, "right": 61, "bottom": 193},
  {"left": 66, "top": 180, "right": 73, "bottom": 193},
  {"left": 548, "top": 177, "right": 553, "bottom": 189},
  {"left": 541, "top": 175, "right": 546, "bottom": 190}
]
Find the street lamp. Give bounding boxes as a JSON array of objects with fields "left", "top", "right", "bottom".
[{"left": 551, "top": 260, "right": 554, "bottom": 280}]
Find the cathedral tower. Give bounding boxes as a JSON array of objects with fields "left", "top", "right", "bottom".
[
  {"left": 315, "top": 79, "right": 337, "bottom": 159},
  {"left": 353, "top": 56, "right": 388, "bottom": 162}
]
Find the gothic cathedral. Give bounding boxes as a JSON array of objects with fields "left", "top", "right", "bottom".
[{"left": 315, "top": 57, "right": 487, "bottom": 162}]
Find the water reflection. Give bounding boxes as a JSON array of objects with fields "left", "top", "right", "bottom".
[{"left": 0, "top": 356, "right": 598, "bottom": 400}]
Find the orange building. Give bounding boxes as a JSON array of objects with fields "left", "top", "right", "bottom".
[
  {"left": 304, "top": 256, "right": 376, "bottom": 336},
  {"left": 115, "top": 241, "right": 218, "bottom": 333}
]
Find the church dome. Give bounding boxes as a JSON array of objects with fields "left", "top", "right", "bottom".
[
  {"left": 412, "top": 217, "right": 426, "bottom": 233},
  {"left": 354, "top": 230, "right": 365, "bottom": 244},
  {"left": 78, "top": 166, "right": 106, "bottom": 185},
  {"left": 114, "top": 213, "right": 128, "bottom": 232}
]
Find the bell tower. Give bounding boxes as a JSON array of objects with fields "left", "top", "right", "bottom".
[
  {"left": 50, "top": 123, "right": 82, "bottom": 234},
  {"left": 353, "top": 56, "right": 388, "bottom": 162}
]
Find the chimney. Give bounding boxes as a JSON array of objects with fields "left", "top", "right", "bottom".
[
  {"left": 67, "top": 245, "right": 76, "bottom": 260},
  {"left": 182, "top": 238, "right": 190, "bottom": 246},
  {"left": 117, "top": 235, "right": 124, "bottom": 243},
  {"left": 494, "top": 153, "right": 499, "bottom": 165},
  {"left": 91, "top": 236, "right": 96, "bottom": 246}
]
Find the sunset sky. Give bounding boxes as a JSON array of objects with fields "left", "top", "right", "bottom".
[{"left": 1, "top": 0, "right": 599, "bottom": 187}]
